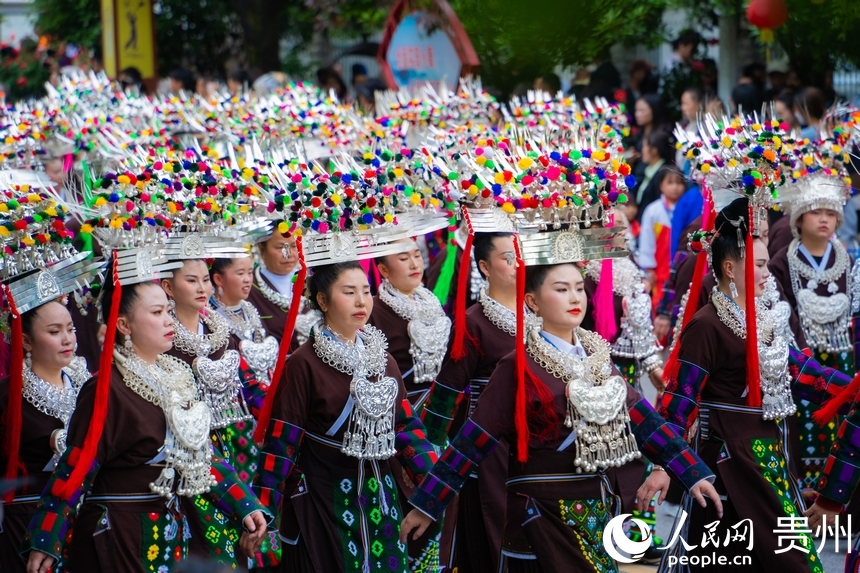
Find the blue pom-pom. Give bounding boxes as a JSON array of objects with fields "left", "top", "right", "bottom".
[
  {"left": 550, "top": 151, "right": 561, "bottom": 161},
  {"left": 108, "top": 192, "right": 120, "bottom": 202},
  {"left": 492, "top": 183, "right": 503, "bottom": 195},
  {"left": 624, "top": 175, "right": 637, "bottom": 188},
  {"left": 362, "top": 213, "right": 374, "bottom": 224},
  {"left": 742, "top": 175, "right": 755, "bottom": 186},
  {"left": 342, "top": 174, "right": 352, "bottom": 184}
]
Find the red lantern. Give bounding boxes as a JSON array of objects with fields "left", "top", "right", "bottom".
[{"left": 746, "top": 0, "right": 789, "bottom": 43}]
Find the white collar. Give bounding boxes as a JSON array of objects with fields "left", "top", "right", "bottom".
[
  {"left": 260, "top": 266, "right": 297, "bottom": 294},
  {"left": 540, "top": 330, "right": 587, "bottom": 357}
]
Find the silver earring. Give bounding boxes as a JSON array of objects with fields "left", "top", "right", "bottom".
[
  {"left": 124, "top": 334, "right": 133, "bottom": 350},
  {"left": 168, "top": 299, "right": 176, "bottom": 312},
  {"left": 729, "top": 280, "right": 739, "bottom": 298},
  {"left": 25, "top": 351, "right": 32, "bottom": 368},
  {"left": 217, "top": 286, "right": 224, "bottom": 297}
]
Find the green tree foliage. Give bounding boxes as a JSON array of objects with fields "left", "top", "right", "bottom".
[
  {"left": 33, "top": 0, "right": 102, "bottom": 51},
  {"left": 450, "top": 0, "right": 667, "bottom": 97}
]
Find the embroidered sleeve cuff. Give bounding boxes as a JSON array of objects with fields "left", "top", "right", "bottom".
[
  {"left": 630, "top": 399, "right": 714, "bottom": 491},
  {"left": 251, "top": 486, "right": 283, "bottom": 521},
  {"left": 395, "top": 399, "right": 439, "bottom": 483},
  {"left": 816, "top": 451, "right": 860, "bottom": 505},
  {"left": 23, "top": 447, "right": 99, "bottom": 560},
  {"left": 408, "top": 419, "right": 498, "bottom": 521},
  {"left": 789, "top": 346, "right": 852, "bottom": 407},
  {"left": 264, "top": 419, "right": 305, "bottom": 459},
  {"left": 420, "top": 381, "right": 464, "bottom": 446},
  {"left": 210, "top": 460, "right": 271, "bottom": 523}
]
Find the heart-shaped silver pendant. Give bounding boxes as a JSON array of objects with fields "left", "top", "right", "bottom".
[
  {"left": 169, "top": 401, "right": 211, "bottom": 450},
  {"left": 408, "top": 317, "right": 450, "bottom": 354},
  {"left": 351, "top": 375, "right": 397, "bottom": 420},
  {"left": 240, "top": 336, "right": 278, "bottom": 381},
  {"left": 193, "top": 350, "right": 241, "bottom": 393}
]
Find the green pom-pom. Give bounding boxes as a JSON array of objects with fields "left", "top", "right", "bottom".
[{"left": 447, "top": 172, "right": 458, "bottom": 181}]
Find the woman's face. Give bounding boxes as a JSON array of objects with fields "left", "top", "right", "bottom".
[
  {"left": 378, "top": 244, "right": 425, "bottom": 294},
  {"left": 774, "top": 101, "right": 793, "bottom": 125},
  {"left": 120, "top": 284, "right": 175, "bottom": 359},
  {"left": 798, "top": 209, "right": 838, "bottom": 241},
  {"left": 213, "top": 257, "right": 254, "bottom": 305},
  {"left": 24, "top": 302, "right": 76, "bottom": 371},
  {"left": 634, "top": 99, "right": 653, "bottom": 128},
  {"left": 641, "top": 140, "right": 655, "bottom": 164},
  {"left": 319, "top": 268, "right": 373, "bottom": 337},
  {"left": 752, "top": 239, "right": 770, "bottom": 297},
  {"left": 260, "top": 233, "right": 298, "bottom": 276},
  {"left": 162, "top": 260, "right": 212, "bottom": 312},
  {"left": 680, "top": 92, "right": 699, "bottom": 122},
  {"left": 478, "top": 235, "right": 517, "bottom": 290},
  {"left": 525, "top": 264, "right": 587, "bottom": 334}
]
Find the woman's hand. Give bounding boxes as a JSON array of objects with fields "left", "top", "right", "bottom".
[
  {"left": 400, "top": 509, "right": 433, "bottom": 544},
  {"left": 27, "top": 551, "right": 55, "bottom": 573},
  {"left": 690, "top": 481, "right": 723, "bottom": 518},
  {"left": 637, "top": 469, "right": 671, "bottom": 512},
  {"left": 239, "top": 510, "right": 268, "bottom": 557},
  {"left": 803, "top": 501, "right": 840, "bottom": 533}
]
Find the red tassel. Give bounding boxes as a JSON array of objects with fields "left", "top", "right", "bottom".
[
  {"left": 745, "top": 208, "right": 762, "bottom": 408},
  {"left": 663, "top": 186, "right": 715, "bottom": 384},
  {"left": 513, "top": 238, "right": 529, "bottom": 463},
  {"left": 814, "top": 371, "right": 860, "bottom": 425},
  {"left": 57, "top": 254, "right": 121, "bottom": 499},
  {"left": 254, "top": 237, "right": 307, "bottom": 444},
  {"left": 450, "top": 208, "right": 475, "bottom": 361},
  {"left": 662, "top": 250, "right": 708, "bottom": 383},
  {"left": 2, "top": 286, "right": 24, "bottom": 502}
]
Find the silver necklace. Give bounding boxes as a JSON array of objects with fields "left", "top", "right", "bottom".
[
  {"left": 171, "top": 308, "right": 230, "bottom": 357},
  {"left": 787, "top": 238, "right": 853, "bottom": 353},
  {"left": 479, "top": 287, "right": 517, "bottom": 336},
  {"left": 212, "top": 299, "right": 280, "bottom": 387},
  {"left": 22, "top": 361, "right": 87, "bottom": 424},
  {"left": 527, "top": 328, "right": 640, "bottom": 473},
  {"left": 710, "top": 280, "right": 796, "bottom": 420},
  {"left": 114, "top": 349, "right": 216, "bottom": 498},
  {"left": 254, "top": 266, "right": 294, "bottom": 310},
  {"left": 377, "top": 279, "right": 451, "bottom": 384},
  {"left": 312, "top": 324, "right": 397, "bottom": 460},
  {"left": 213, "top": 299, "right": 267, "bottom": 342}
]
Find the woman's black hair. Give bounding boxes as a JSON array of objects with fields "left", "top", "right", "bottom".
[
  {"left": 19, "top": 305, "right": 44, "bottom": 338},
  {"left": 307, "top": 261, "right": 364, "bottom": 311},
  {"left": 473, "top": 232, "right": 513, "bottom": 279},
  {"left": 645, "top": 130, "right": 676, "bottom": 165},
  {"left": 637, "top": 94, "right": 667, "bottom": 129},
  {"left": 209, "top": 258, "right": 237, "bottom": 282},
  {"left": 100, "top": 264, "right": 162, "bottom": 344},
  {"left": 794, "top": 87, "right": 826, "bottom": 122},
  {"left": 712, "top": 197, "right": 751, "bottom": 281},
  {"left": 682, "top": 86, "right": 703, "bottom": 103}
]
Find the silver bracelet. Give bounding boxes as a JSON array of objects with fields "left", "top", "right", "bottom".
[{"left": 641, "top": 354, "right": 663, "bottom": 374}]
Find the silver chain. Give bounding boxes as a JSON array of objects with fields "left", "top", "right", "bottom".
[
  {"left": 171, "top": 307, "right": 230, "bottom": 357},
  {"left": 312, "top": 323, "right": 389, "bottom": 378}
]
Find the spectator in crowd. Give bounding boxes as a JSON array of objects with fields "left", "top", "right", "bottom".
[
  {"left": 624, "top": 60, "right": 658, "bottom": 105},
  {"left": 639, "top": 165, "right": 687, "bottom": 306},
  {"left": 700, "top": 58, "right": 718, "bottom": 94},
  {"left": 730, "top": 82, "right": 764, "bottom": 115},
  {"left": 351, "top": 64, "right": 369, "bottom": 88},
  {"left": 355, "top": 78, "right": 387, "bottom": 115},
  {"left": 568, "top": 68, "right": 591, "bottom": 99},
  {"left": 227, "top": 69, "right": 251, "bottom": 96},
  {"left": 773, "top": 91, "right": 800, "bottom": 132},
  {"left": 168, "top": 68, "right": 196, "bottom": 94},
  {"left": 534, "top": 72, "right": 562, "bottom": 95},
  {"left": 794, "top": 86, "right": 826, "bottom": 140},
  {"left": 766, "top": 60, "right": 788, "bottom": 100},
  {"left": 195, "top": 73, "right": 220, "bottom": 98},
  {"left": 634, "top": 130, "right": 676, "bottom": 218},
  {"left": 589, "top": 50, "right": 622, "bottom": 93},
  {"left": 742, "top": 62, "right": 767, "bottom": 93},
  {"left": 316, "top": 65, "right": 348, "bottom": 101},
  {"left": 119, "top": 66, "right": 144, "bottom": 94},
  {"left": 661, "top": 29, "right": 703, "bottom": 120},
  {"left": 629, "top": 93, "right": 668, "bottom": 173},
  {"left": 680, "top": 87, "right": 703, "bottom": 127},
  {"left": 704, "top": 93, "right": 727, "bottom": 116}
]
